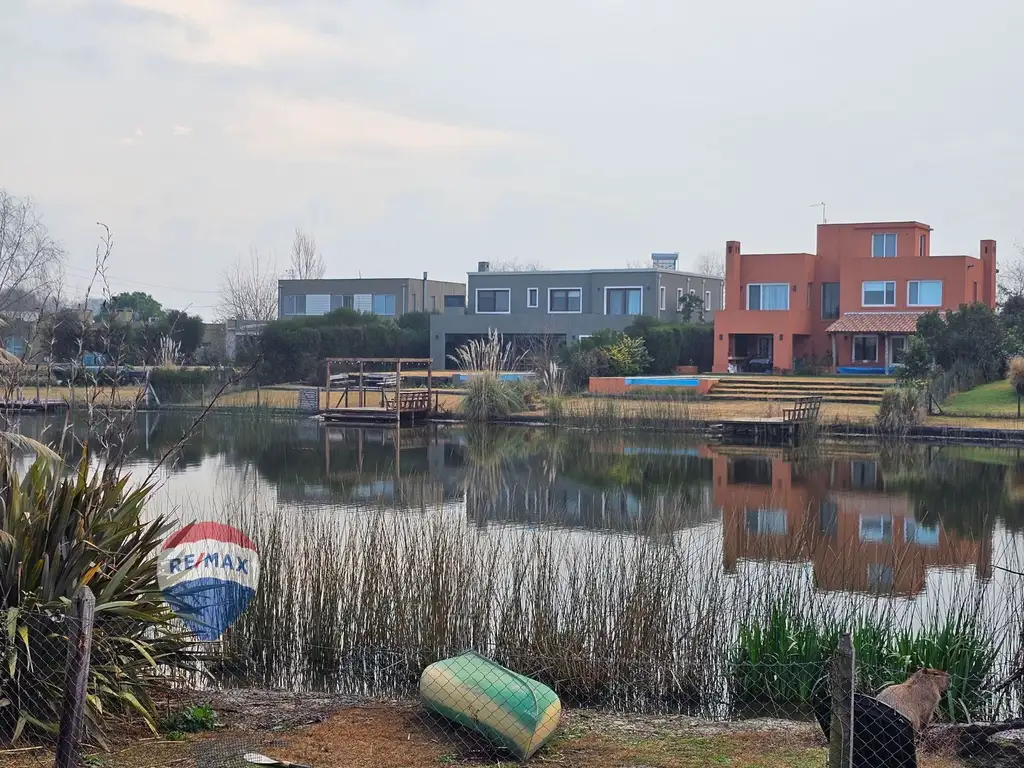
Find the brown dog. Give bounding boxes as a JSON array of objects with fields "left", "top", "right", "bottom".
[{"left": 875, "top": 668, "right": 950, "bottom": 731}]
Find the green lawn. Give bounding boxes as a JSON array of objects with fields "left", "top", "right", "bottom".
[{"left": 944, "top": 379, "right": 1023, "bottom": 417}]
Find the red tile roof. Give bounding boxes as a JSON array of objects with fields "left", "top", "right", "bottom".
[{"left": 825, "top": 312, "right": 944, "bottom": 334}]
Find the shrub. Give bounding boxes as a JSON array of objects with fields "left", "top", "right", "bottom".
[
  {"left": 628, "top": 322, "right": 714, "bottom": 374},
  {"left": 458, "top": 375, "right": 526, "bottom": 421},
  {"left": 159, "top": 704, "right": 217, "bottom": 735},
  {"left": 606, "top": 335, "right": 651, "bottom": 376},
  {"left": 876, "top": 387, "right": 923, "bottom": 433},
  {"left": 1009, "top": 356, "right": 1024, "bottom": 396},
  {"left": 0, "top": 455, "right": 194, "bottom": 742}
]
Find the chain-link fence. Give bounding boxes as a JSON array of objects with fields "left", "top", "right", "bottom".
[{"left": 4, "top": 596, "right": 1024, "bottom": 767}]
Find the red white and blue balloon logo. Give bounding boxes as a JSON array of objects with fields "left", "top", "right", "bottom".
[{"left": 157, "top": 522, "right": 260, "bottom": 641}]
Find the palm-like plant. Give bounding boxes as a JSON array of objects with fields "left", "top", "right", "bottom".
[{"left": 0, "top": 454, "right": 194, "bottom": 744}]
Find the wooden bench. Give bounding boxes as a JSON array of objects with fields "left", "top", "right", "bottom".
[
  {"left": 783, "top": 396, "right": 822, "bottom": 424},
  {"left": 384, "top": 390, "right": 432, "bottom": 413}
]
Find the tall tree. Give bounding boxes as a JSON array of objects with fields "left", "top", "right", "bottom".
[
  {"left": 288, "top": 228, "right": 326, "bottom": 279},
  {"left": 218, "top": 246, "right": 279, "bottom": 322},
  {"left": 0, "top": 189, "right": 65, "bottom": 313},
  {"left": 165, "top": 309, "right": 204, "bottom": 359},
  {"left": 106, "top": 291, "right": 163, "bottom": 320}
]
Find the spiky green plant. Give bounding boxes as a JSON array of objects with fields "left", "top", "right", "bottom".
[{"left": 0, "top": 454, "right": 195, "bottom": 744}]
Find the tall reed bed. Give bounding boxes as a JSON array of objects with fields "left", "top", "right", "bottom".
[{"left": 202, "top": 491, "right": 1019, "bottom": 722}]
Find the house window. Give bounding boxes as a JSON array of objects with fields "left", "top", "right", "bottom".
[
  {"left": 372, "top": 294, "right": 396, "bottom": 315},
  {"left": 871, "top": 233, "right": 898, "bottom": 258},
  {"left": 527, "top": 287, "right": 539, "bottom": 308},
  {"left": 821, "top": 282, "right": 840, "bottom": 319},
  {"left": 919, "top": 234, "right": 926, "bottom": 257},
  {"left": 908, "top": 280, "right": 942, "bottom": 307},
  {"left": 476, "top": 288, "right": 511, "bottom": 313},
  {"left": 605, "top": 287, "right": 642, "bottom": 315},
  {"left": 852, "top": 335, "right": 878, "bottom": 363},
  {"left": 677, "top": 287, "right": 684, "bottom": 309},
  {"left": 4, "top": 336, "right": 25, "bottom": 357},
  {"left": 659, "top": 285, "right": 666, "bottom": 311},
  {"left": 443, "top": 294, "right": 466, "bottom": 309},
  {"left": 704, "top": 290, "right": 712, "bottom": 312},
  {"left": 890, "top": 335, "right": 908, "bottom": 364},
  {"left": 281, "top": 294, "right": 306, "bottom": 315},
  {"left": 330, "top": 294, "right": 354, "bottom": 311},
  {"left": 747, "top": 283, "right": 789, "bottom": 311},
  {"left": 862, "top": 281, "right": 895, "bottom": 307},
  {"left": 859, "top": 515, "right": 893, "bottom": 543},
  {"left": 745, "top": 508, "right": 788, "bottom": 535},
  {"left": 851, "top": 460, "right": 878, "bottom": 489},
  {"left": 905, "top": 518, "right": 940, "bottom": 547},
  {"left": 431, "top": 295, "right": 437, "bottom": 311},
  {"left": 548, "top": 288, "right": 582, "bottom": 313},
  {"left": 867, "top": 563, "right": 895, "bottom": 591}
]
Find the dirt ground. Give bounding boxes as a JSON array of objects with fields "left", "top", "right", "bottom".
[{"left": 2, "top": 696, "right": 970, "bottom": 768}]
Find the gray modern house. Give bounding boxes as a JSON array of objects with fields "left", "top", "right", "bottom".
[
  {"left": 278, "top": 275, "right": 465, "bottom": 319},
  {"left": 429, "top": 256, "right": 724, "bottom": 369}
]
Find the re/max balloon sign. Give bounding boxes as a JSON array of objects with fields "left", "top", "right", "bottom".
[{"left": 157, "top": 522, "right": 260, "bottom": 641}]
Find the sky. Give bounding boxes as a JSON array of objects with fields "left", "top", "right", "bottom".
[{"left": 2, "top": 0, "right": 1023, "bottom": 320}]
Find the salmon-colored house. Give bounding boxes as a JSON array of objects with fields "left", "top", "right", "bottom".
[{"left": 712, "top": 222, "right": 997, "bottom": 373}]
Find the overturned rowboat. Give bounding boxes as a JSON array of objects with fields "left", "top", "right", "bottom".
[{"left": 420, "top": 651, "right": 561, "bottom": 760}]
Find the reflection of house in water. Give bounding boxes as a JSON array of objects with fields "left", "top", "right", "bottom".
[
  {"left": 715, "top": 448, "right": 993, "bottom": 596},
  {"left": 457, "top": 436, "right": 716, "bottom": 534}
]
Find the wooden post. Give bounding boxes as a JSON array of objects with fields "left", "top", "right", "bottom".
[
  {"left": 35, "top": 365, "right": 40, "bottom": 403},
  {"left": 256, "top": 381, "right": 260, "bottom": 408},
  {"left": 427, "top": 366, "right": 433, "bottom": 416},
  {"left": 325, "top": 360, "right": 331, "bottom": 413},
  {"left": 395, "top": 359, "right": 402, "bottom": 423},
  {"left": 359, "top": 361, "right": 365, "bottom": 408},
  {"left": 55, "top": 587, "right": 96, "bottom": 768},
  {"left": 828, "top": 633, "right": 855, "bottom": 768},
  {"left": 831, "top": 334, "right": 838, "bottom": 374}
]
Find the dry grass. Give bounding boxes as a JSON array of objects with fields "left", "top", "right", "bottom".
[{"left": 2, "top": 705, "right": 970, "bottom": 768}]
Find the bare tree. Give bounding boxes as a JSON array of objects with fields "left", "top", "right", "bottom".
[
  {"left": 287, "top": 228, "right": 325, "bottom": 280},
  {"left": 218, "top": 246, "right": 279, "bottom": 322},
  {"left": 694, "top": 250, "right": 725, "bottom": 278},
  {"left": 488, "top": 258, "right": 545, "bottom": 272},
  {"left": 624, "top": 258, "right": 649, "bottom": 269},
  {"left": 998, "top": 244, "right": 1024, "bottom": 301},
  {"left": 0, "top": 189, "right": 65, "bottom": 315}
]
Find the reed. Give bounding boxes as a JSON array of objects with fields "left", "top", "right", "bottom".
[{"left": 204, "top": 490, "right": 1013, "bottom": 721}]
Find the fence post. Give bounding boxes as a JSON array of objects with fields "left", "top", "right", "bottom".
[
  {"left": 54, "top": 587, "right": 96, "bottom": 768},
  {"left": 828, "top": 632, "right": 855, "bottom": 768}
]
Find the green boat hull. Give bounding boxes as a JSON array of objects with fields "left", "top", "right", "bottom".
[{"left": 420, "top": 651, "right": 561, "bottom": 760}]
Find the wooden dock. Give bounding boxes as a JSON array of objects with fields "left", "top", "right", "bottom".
[
  {"left": 709, "top": 396, "right": 822, "bottom": 446},
  {"left": 321, "top": 357, "right": 435, "bottom": 424}
]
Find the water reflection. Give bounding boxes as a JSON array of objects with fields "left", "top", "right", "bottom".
[{"left": 7, "top": 413, "right": 1024, "bottom": 599}]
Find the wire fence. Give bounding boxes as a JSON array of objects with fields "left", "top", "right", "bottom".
[{"left": 5, "top": 590, "right": 1024, "bottom": 768}]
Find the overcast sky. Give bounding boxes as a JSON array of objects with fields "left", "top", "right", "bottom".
[{"left": 2, "top": 0, "right": 1022, "bottom": 318}]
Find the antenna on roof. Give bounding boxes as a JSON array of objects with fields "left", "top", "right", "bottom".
[{"left": 810, "top": 202, "right": 826, "bottom": 224}]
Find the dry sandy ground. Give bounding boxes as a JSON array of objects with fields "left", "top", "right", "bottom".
[{"left": 3, "top": 698, "right": 968, "bottom": 768}]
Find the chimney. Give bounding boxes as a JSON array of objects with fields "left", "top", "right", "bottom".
[
  {"left": 726, "top": 240, "right": 741, "bottom": 307},
  {"left": 980, "top": 239, "right": 997, "bottom": 308},
  {"left": 422, "top": 271, "right": 428, "bottom": 313},
  {"left": 478, "top": 261, "right": 490, "bottom": 272}
]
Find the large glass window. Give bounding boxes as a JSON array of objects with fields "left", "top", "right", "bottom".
[
  {"left": 476, "top": 289, "right": 510, "bottom": 313},
  {"left": 548, "top": 288, "right": 582, "bottom": 313},
  {"left": 908, "top": 280, "right": 942, "bottom": 307},
  {"left": 852, "top": 335, "right": 878, "bottom": 363},
  {"left": 859, "top": 515, "right": 893, "bottom": 542},
  {"left": 372, "top": 294, "right": 396, "bottom": 315},
  {"left": 821, "top": 282, "right": 840, "bottom": 319},
  {"left": 747, "top": 283, "right": 789, "bottom": 311},
  {"left": 330, "top": 294, "right": 354, "bottom": 311},
  {"left": 872, "top": 233, "right": 898, "bottom": 258},
  {"left": 862, "top": 281, "right": 895, "bottom": 307},
  {"left": 745, "top": 509, "right": 788, "bottom": 535},
  {"left": 605, "top": 287, "right": 642, "bottom": 315},
  {"left": 905, "top": 519, "right": 940, "bottom": 547},
  {"left": 281, "top": 294, "right": 306, "bottom": 315}
]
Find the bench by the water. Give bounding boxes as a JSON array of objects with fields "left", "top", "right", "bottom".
[{"left": 710, "top": 396, "right": 823, "bottom": 446}]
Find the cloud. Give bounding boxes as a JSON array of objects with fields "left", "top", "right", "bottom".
[
  {"left": 229, "top": 89, "right": 530, "bottom": 158},
  {"left": 115, "top": 0, "right": 404, "bottom": 68},
  {"left": 172, "top": 125, "right": 192, "bottom": 136},
  {"left": 118, "top": 126, "right": 144, "bottom": 145}
]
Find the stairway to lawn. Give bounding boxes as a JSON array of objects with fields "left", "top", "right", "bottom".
[{"left": 707, "top": 375, "right": 892, "bottom": 405}]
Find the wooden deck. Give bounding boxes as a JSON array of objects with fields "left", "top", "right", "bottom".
[
  {"left": 709, "top": 396, "right": 822, "bottom": 446},
  {"left": 321, "top": 388, "right": 434, "bottom": 424}
]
